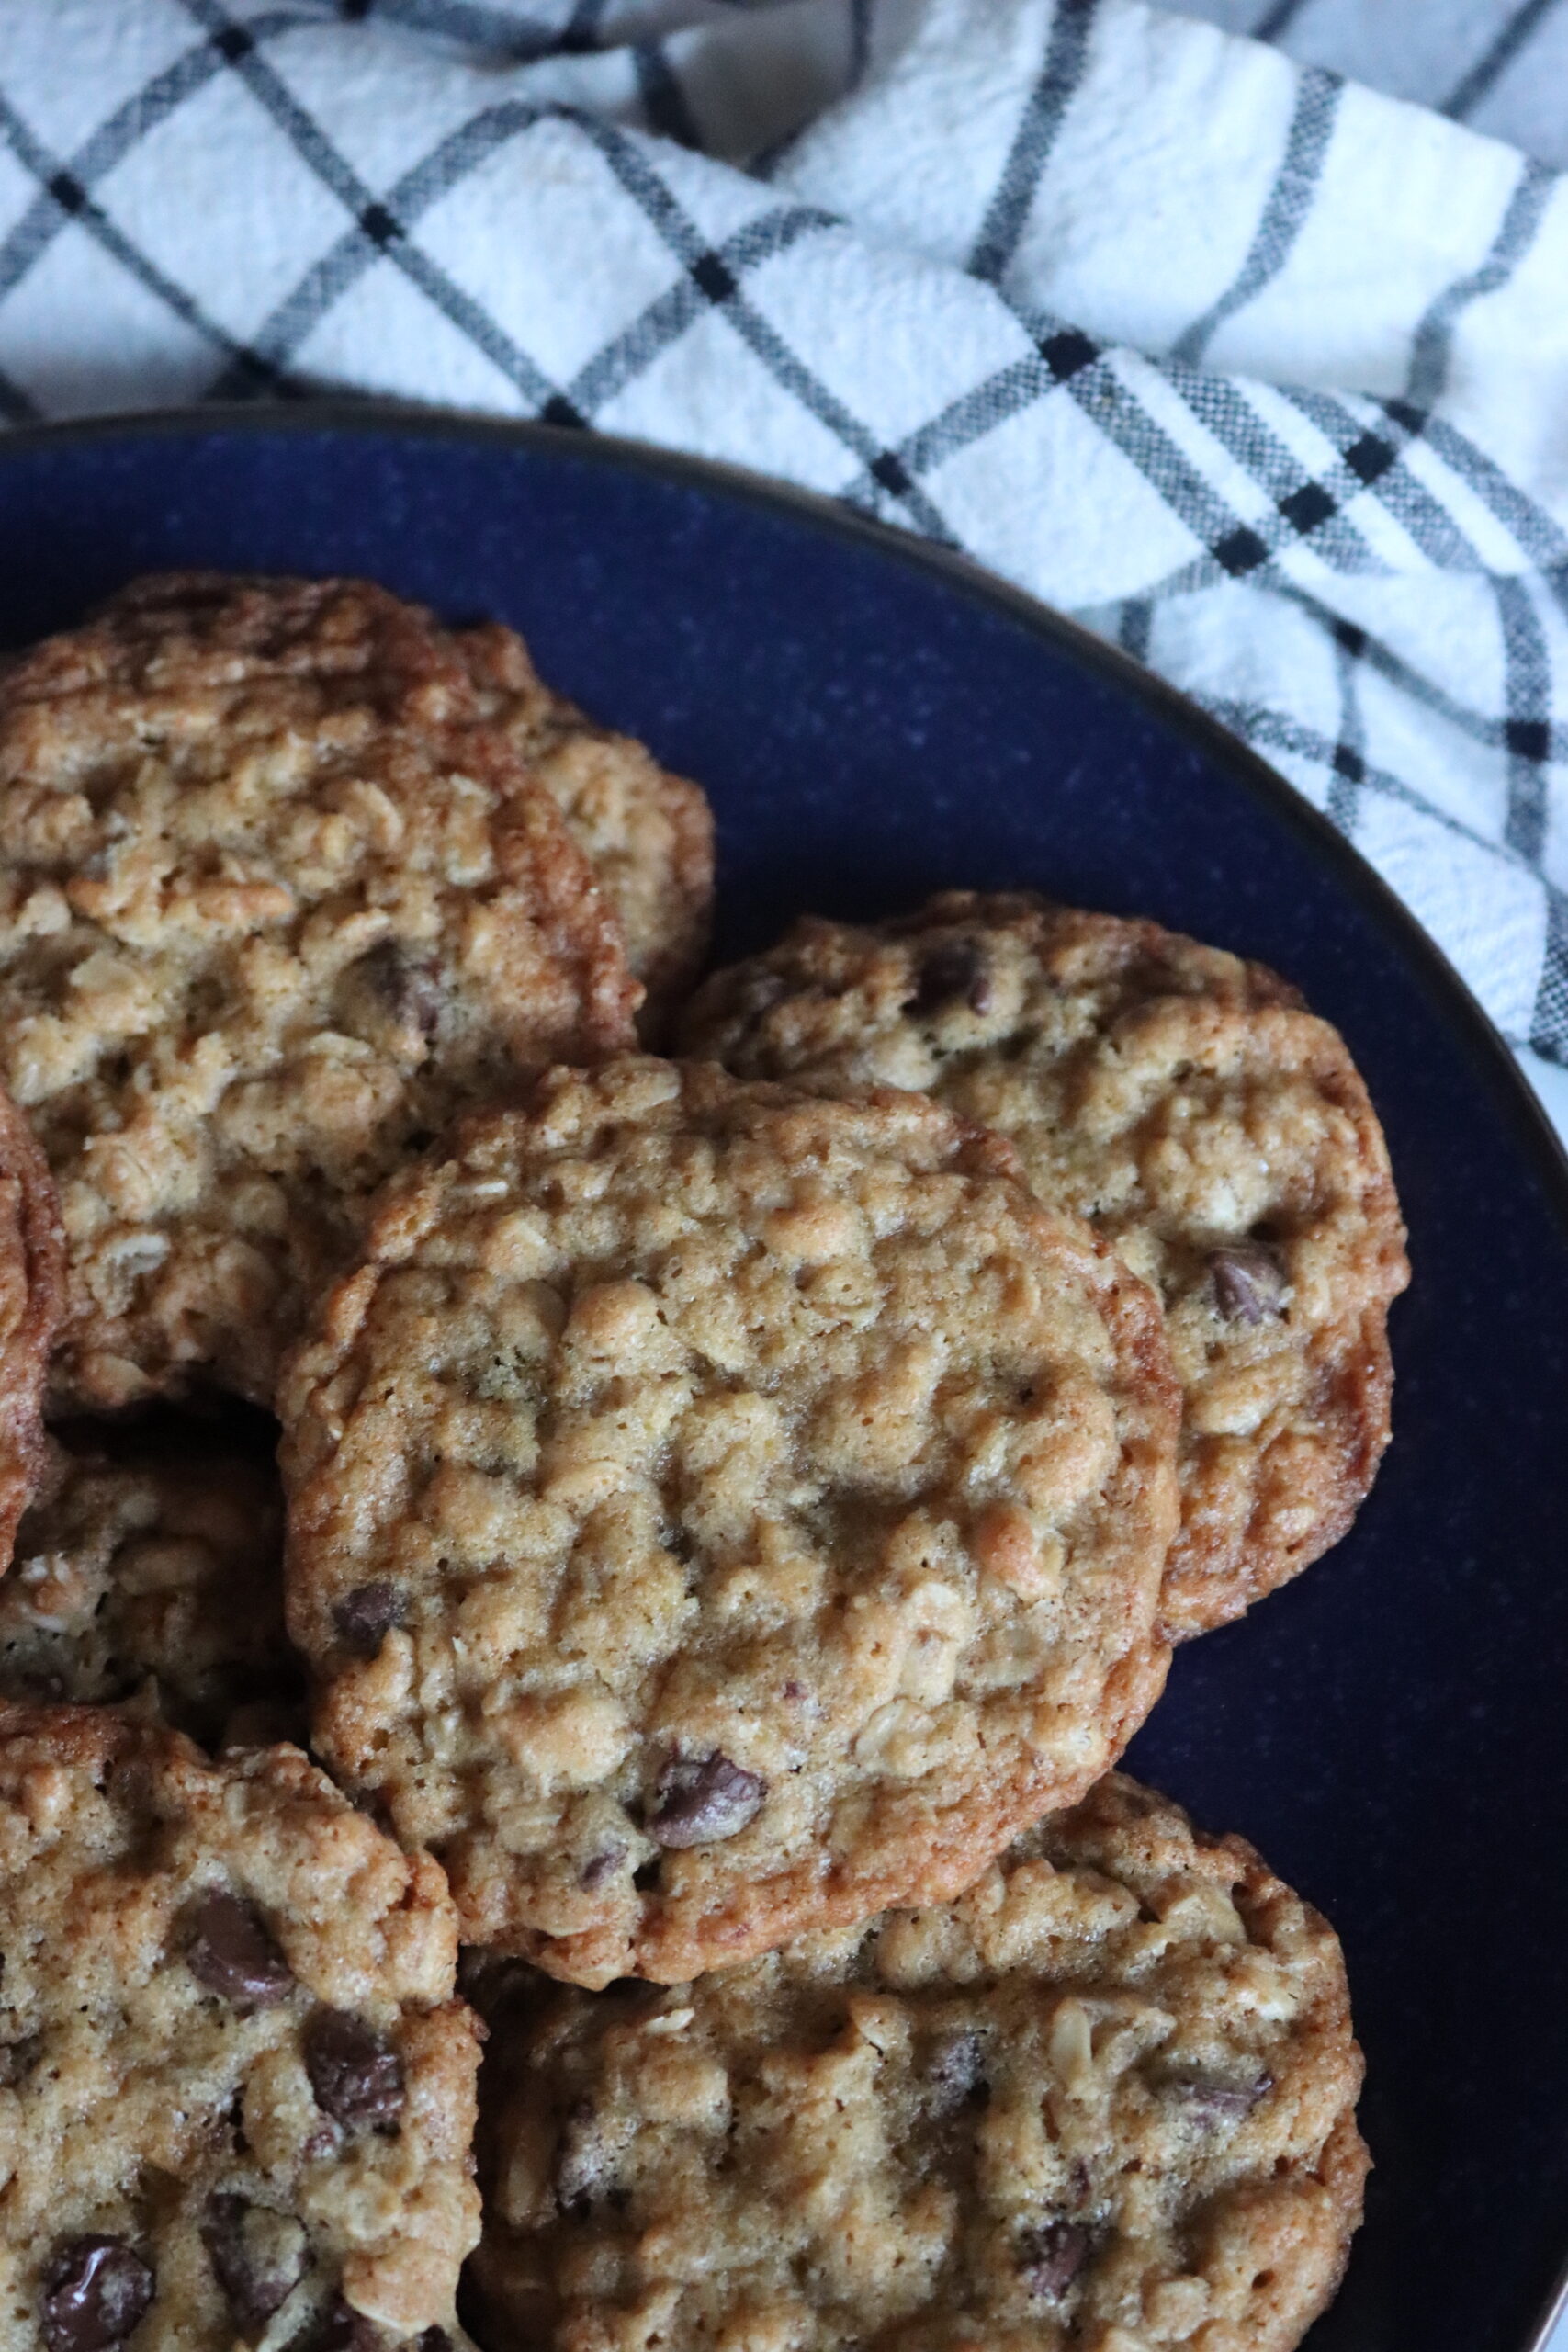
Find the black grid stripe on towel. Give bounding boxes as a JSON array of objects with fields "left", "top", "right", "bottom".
[{"left": 0, "top": 0, "right": 1564, "bottom": 1096}]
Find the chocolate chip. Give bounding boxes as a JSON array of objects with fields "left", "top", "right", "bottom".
[
  {"left": 0, "top": 2033, "right": 39, "bottom": 2087},
  {"left": 186, "top": 1894, "right": 294, "bottom": 2012},
  {"left": 926, "top": 2027, "right": 987, "bottom": 2117},
  {"left": 201, "top": 2196, "right": 308, "bottom": 2330},
  {"left": 311, "top": 2296, "right": 382, "bottom": 2352},
  {"left": 647, "top": 1753, "right": 765, "bottom": 1849},
  {"left": 417, "top": 2334, "right": 452, "bottom": 2352},
  {"left": 580, "top": 1847, "right": 626, "bottom": 1892},
  {"left": 337, "top": 942, "right": 442, "bottom": 1054},
  {"left": 1208, "top": 1242, "right": 1288, "bottom": 1325},
  {"left": 332, "top": 1582, "right": 404, "bottom": 1661},
  {"left": 1017, "top": 2220, "right": 1092, "bottom": 2300},
  {"left": 1168, "top": 2068, "right": 1272, "bottom": 2123},
  {"left": 303, "top": 2011, "right": 403, "bottom": 2133},
  {"left": 908, "top": 938, "right": 992, "bottom": 1018},
  {"left": 40, "top": 2237, "right": 154, "bottom": 2352}
]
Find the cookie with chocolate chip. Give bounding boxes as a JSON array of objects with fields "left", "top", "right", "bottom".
[
  {"left": 681, "top": 894, "right": 1409, "bottom": 1637},
  {"left": 0, "top": 1408, "right": 301, "bottom": 1747},
  {"left": 455, "top": 622, "right": 714, "bottom": 1036},
  {"left": 279, "top": 1057, "right": 1180, "bottom": 1986},
  {"left": 0, "top": 1706, "right": 481, "bottom": 2352},
  {"left": 467, "top": 1771, "right": 1367, "bottom": 2352},
  {"left": 0, "top": 571, "right": 638, "bottom": 1411}
]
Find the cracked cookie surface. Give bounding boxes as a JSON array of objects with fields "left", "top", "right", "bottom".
[
  {"left": 0, "top": 1706, "right": 482, "bottom": 2352},
  {"left": 0, "top": 571, "right": 638, "bottom": 1411},
  {"left": 456, "top": 624, "right": 713, "bottom": 1035},
  {"left": 468, "top": 1772, "right": 1366, "bottom": 2352},
  {"left": 472, "top": 1769, "right": 1363, "bottom": 2352},
  {"left": 681, "top": 894, "right": 1409, "bottom": 1637},
  {"left": 280, "top": 1057, "right": 1179, "bottom": 1985},
  {"left": 0, "top": 1409, "right": 300, "bottom": 1748}
]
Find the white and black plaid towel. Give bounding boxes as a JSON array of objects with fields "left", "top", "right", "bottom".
[{"left": 5, "top": 0, "right": 1568, "bottom": 1140}]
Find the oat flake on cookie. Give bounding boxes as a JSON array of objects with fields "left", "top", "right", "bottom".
[
  {"left": 0, "top": 571, "right": 638, "bottom": 1411},
  {"left": 280, "top": 1055, "right": 1180, "bottom": 1985}
]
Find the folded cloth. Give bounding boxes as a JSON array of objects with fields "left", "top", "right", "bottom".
[
  {"left": 3, "top": 0, "right": 1567, "bottom": 1136},
  {"left": 1176, "top": 0, "right": 1568, "bottom": 166}
]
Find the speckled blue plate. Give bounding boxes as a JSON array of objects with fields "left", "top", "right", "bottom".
[{"left": 1, "top": 408, "right": 1564, "bottom": 2351}]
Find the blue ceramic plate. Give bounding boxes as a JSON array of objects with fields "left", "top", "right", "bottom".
[{"left": 0, "top": 409, "right": 1564, "bottom": 2350}]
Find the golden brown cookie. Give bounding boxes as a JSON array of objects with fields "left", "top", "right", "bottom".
[
  {"left": 0, "top": 571, "right": 639, "bottom": 1411},
  {"left": 0, "top": 1408, "right": 301, "bottom": 1747},
  {"left": 0, "top": 1705, "right": 482, "bottom": 2352},
  {"left": 467, "top": 1772, "right": 1367, "bottom": 2352},
  {"left": 681, "top": 893, "right": 1409, "bottom": 1638},
  {"left": 0, "top": 1079, "right": 63, "bottom": 1573},
  {"left": 279, "top": 1057, "right": 1179, "bottom": 1986},
  {"left": 456, "top": 623, "right": 714, "bottom": 1035}
]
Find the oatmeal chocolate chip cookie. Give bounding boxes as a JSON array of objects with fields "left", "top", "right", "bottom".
[
  {"left": 0, "top": 571, "right": 639, "bottom": 1412},
  {"left": 681, "top": 893, "right": 1409, "bottom": 1639},
  {"left": 455, "top": 625, "right": 714, "bottom": 1035},
  {"left": 279, "top": 1056, "right": 1179, "bottom": 1987},
  {"left": 0, "top": 1408, "right": 302, "bottom": 1747},
  {"left": 467, "top": 1772, "right": 1367, "bottom": 2352},
  {"left": 0, "top": 1706, "right": 482, "bottom": 2352},
  {"left": 0, "top": 1080, "right": 64, "bottom": 1574}
]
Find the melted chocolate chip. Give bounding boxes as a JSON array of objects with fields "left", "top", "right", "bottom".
[
  {"left": 908, "top": 939, "right": 993, "bottom": 1018},
  {"left": 580, "top": 1847, "right": 626, "bottom": 1892},
  {"left": 1208, "top": 1242, "right": 1288, "bottom": 1326},
  {"left": 303, "top": 2011, "right": 404, "bottom": 2133},
  {"left": 926, "top": 2027, "right": 987, "bottom": 2117},
  {"left": 647, "top": 1753, "right": 765, "bottom": 1849},
  {"left": 417, "top": 2333, "right": 452, "bottom": 2352},
  {"left": 1168, "top": 2068, "right": 1273, "bottom": 2123},
  {"left": 332, "top": 1582, "right": 405, "bottom": 1661},
  {"left": 202, "top": 2196, "right": 307, "bottom": 2330},
  {"left": 312, "top": 2296, "right": 382, "bottom": 2352},
  {"left": 0, "top": 2033, "right": 39, "bottom": 2087},
  {"left": 1017, "top": 2220, "right": 1092, "bottom": 2300},
  {"left": 338, "top": 942, "right": 442, "bottom": 1053},
  {"left": 186, "top": 1894, "right": 294, "bottom": 2012},
  {"left": 40, "top": 2237, "right": 154, "bottom": 2352}
]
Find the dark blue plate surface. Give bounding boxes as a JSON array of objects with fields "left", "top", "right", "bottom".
[{"left": 1, "top": 410, "right": 1564, "bottom": 2350}]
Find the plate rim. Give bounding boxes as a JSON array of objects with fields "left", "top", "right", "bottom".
[
  {"left": 5, "top": 399, "right": 1566, "bottom": 1250},
  {"left": 2, "top": 399, "right": 1567, "bottom": 2348}
]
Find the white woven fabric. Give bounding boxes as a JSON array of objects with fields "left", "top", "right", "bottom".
[
  {"left": 1179, "top": 0, "right": 1568, "bottom": 165},
  {"left": 3, "top": 0, "right": 1567, "bottom": 1142}
]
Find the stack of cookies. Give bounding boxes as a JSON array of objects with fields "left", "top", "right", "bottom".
[{"left": 0, "top": 571, "right": 1407, "bottom": 2352}]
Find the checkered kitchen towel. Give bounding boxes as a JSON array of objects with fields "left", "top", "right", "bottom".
[{"left": 4, "top": 0, "right": 1568, "bottom": 1131}]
